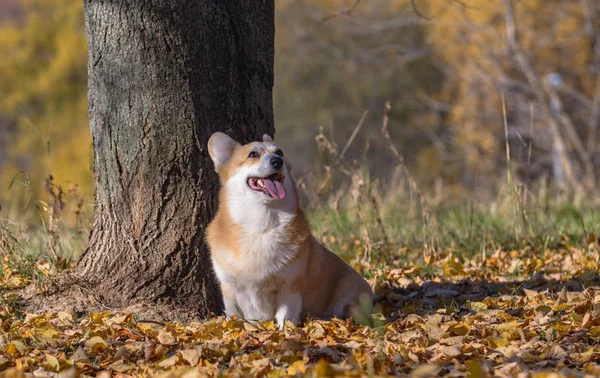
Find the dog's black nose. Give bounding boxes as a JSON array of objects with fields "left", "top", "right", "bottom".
[{"left": 270, "top": 156, "right": 283, "bottom": 170}]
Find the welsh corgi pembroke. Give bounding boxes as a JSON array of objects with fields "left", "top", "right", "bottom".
[{"left": 206, "top": 132, "right": 373, "bottom": 328}]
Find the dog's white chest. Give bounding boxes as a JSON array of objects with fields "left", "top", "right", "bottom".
[{"left": 212, "top": 231, "right": 293, "bottom": 281}]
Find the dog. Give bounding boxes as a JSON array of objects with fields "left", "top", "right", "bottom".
[{"left": 206, "top": 132, "right": 373, "bottom": 329}]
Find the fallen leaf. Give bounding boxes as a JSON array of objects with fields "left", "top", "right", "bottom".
[
  {"left": 179, "top": 349, "right": 201, "bottom": 366},
  {"left": 157, "top": 330, "right": 177, "bottom": 345},
  {"left": 85, "top": 336, "right": 108, "bottom": 353},
  {"left": 467, "top": 360, "right": 487, "bottom": 378},
  {"left": 288, "top": 360, "right": 307, "bottom": 375},
  {"left": 45, "top": 354, "right": 60, "bottom": 372},
  {"left": 411, "top": 364, "right": 441, "bottom": 377},
  {"left": 440, "top": 345, "right": 462, "bottom": 357},
  {"left": 158, "top": 355, "right": 180, "bottom": 368},
  {"left": 108, "top": 360, "right": 135, "bottom": 372}
]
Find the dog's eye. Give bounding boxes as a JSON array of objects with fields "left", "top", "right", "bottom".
[
  {"left": 274, "top": 149, "right": 283, "bottom": 157},
  {"left": 248, "top": 151, "right": 260, "bottom": 158}
]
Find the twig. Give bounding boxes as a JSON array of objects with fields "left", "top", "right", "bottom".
[
  {"left": 137, "top": 319, "right": 166, "bottom": 326},
  {"left": 335, "top": 110, "right": 368, "bottom": 165},
  {"left": 501, "top": 92, "right": 511, "bottom": 185},
  {"left": 410, "top": 0, "right": 431, "bottom": 20},
  {"left": 525, "top": 102, "right": 534, "bottom": 206},
  {"left": 322, "top": 0, "right": 362, "bottom": 22}
]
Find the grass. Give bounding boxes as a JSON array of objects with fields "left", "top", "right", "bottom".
[
  {"left": 307, "top": 172, "right": 599, "bottom": 270},
  {"left": 0, "top": 173, "right": 88, "bottom": 291}
]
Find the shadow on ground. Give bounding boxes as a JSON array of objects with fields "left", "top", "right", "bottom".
[{"left": 376, "top": 272, "right": 600, "bottom": 320}]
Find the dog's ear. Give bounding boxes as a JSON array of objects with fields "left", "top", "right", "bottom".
[
  {"left": 262, "top": 134, "right": 273, "bottom": 142},
  {"left": 208, "top": 132, "right": 239, "bottom": 172}
]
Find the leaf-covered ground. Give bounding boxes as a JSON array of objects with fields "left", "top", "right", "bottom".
[{"left": 1, "top": 238, "right": 600, "bottom": 377}]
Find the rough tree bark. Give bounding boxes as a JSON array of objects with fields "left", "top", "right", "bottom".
[{"left": 75, "top": 0, "right": 274, "bottom": 317}]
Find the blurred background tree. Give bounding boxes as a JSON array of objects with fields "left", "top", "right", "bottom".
[
  {"left": 1, "top": 0, "right": 599, "bottom": 216},
  {"left": 0, "top": 0, "right": 89, "bottom": 221},
  {"left": 426, "top": 0, "right": 600, "bottom": 193}
]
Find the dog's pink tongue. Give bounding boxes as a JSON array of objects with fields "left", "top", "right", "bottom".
[{"left": 263, "top": 179, "right": 287, "bottom": 199}]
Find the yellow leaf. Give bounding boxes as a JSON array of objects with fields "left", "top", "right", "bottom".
[
  {"left": 467, "top": 360, "right": 486, "bottom": 378},
  {"left": 313, "top": 359, "right": 335, "bottom": 377},
  {"left": 15, "top": 357, "right": 34, "bottom": 371},
  {"left": 89, "top": 312, "right": 110, "bottom": 324},
  {"left": 45, "top": 354, "right": 60, "bottom": 372},
  {"left": 288, "top": 360, "right": 306, "bottom": 375},
  {"left": 553, "top": 321, "right": 571, "bottom": 334},
  {"left": 551, "top": 304, "right": 571, "bottom": 312},
  {"left": 531, "top": 258, "right": 544, "bottom": 271},
  {"left": 469, "top": 302, "right": 488, "bottom": 311},
  {"left": 486, "top": 336, "right": 509, "bottom": 348},
  {"left": 85, "top": 336, "right": 108, "bottom": 353},
  {"left": 443, "top": 261, "right": 465, "bottom": 277},
  {"left": 4, "top": 276, "right": 28, "bottom": 289},
  {"left": 260, "top": 321, "right": 276, "bottom": 331},
  {"left": 41, "top": 326, "right": 60, "bottom": 339},
  {"left": 4, "top": 341, "right": 27, "bottom": 357},
  {"left": 448, "top": 323, "right": 470, "bottom": 336},
  {"left": 588, "top": 326, "right": 600, "bottom": 338}
]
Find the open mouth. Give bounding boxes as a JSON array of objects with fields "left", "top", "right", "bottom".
[{"left": 247, "top": 172, "right": 287, "bottom": 199}]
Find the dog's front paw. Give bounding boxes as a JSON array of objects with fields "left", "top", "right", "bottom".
[
  {"left": 277, "top": 319, "right": 298, "bottom": 330},
  {"left": 275, "top": 293, "right": 302, "bottom": 330}
]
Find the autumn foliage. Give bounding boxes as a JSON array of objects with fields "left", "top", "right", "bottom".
[
  {"left": 1, "top": 0, "right": 600, "bottom": 376},
  {"left": 2, "top": 235, "right": 600, "bottom": 376}
]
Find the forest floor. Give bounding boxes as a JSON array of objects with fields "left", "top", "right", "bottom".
[{"left": 1, "top": 190, "right": 600, "bottom": 377}]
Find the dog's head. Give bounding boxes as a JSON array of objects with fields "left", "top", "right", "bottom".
[{"left": 208, "top": 132, "right": 292, "bottom": 201}]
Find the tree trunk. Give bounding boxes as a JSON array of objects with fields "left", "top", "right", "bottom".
[{"left": 77, "top": 0, "right": 274, "bottom": 317}]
